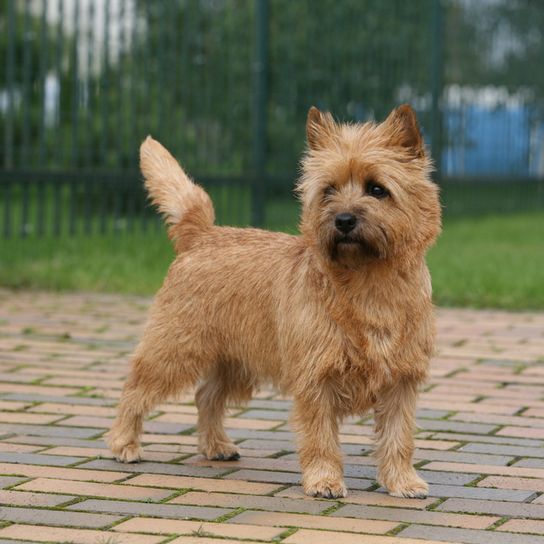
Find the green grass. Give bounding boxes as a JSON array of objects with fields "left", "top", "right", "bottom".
[
  {"left": 1, "top": 212, "right": 543, "bottom": 309},
  {"left": 427, "top": 212, "right": 544, "bottom": 309}
]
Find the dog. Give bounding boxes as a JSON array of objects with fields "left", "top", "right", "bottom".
[{"left": 108, "top": 104, "right": 441, "bottom": 499}]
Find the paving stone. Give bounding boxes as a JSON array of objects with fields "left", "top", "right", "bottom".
[
  {"left": 2, "top": 435, "right": 111, "bottom": 448},
  {"left": 415, "top": 419, "right": 498, "bottom": 434},
  {"left": 425, "top": 483, "right": 534, "bottom": 502},
  {"left": 437, "top": 497, "right": 544, "bottom": 518},
  {"left": 333, "top": 504, "right": 498, "bottom": 529},
  {"left": 0, "top": 423, "right": 103, "bottom": 438},
  {"left": 497, "top": 519, "right": 544, "bottom": 535},
  {"left": 417, "top": 469, "right": 478, "bottom": 486},
  {"left": 67, "top": 498, "right": 231, "bottom": 520},
  {"left": 0, "top": 462, "right": 126, "bottom": 482},
  {"left": 113, "top": 517, "right": 285, "bottom": 540},
  {"left": 228, "top": 510, "right": 398, "bottom": 534},
  {"left": 423, "top": 461, "right": 544, "bottom": 479},
  {"left": 125, "top": 473, "right": 282, "bottom": 494},
  {"left": 225, "top": 468, "right": 301, "bottom": 484},
  {"left": 512, "top": 458, "right": 544, "bottom": 469},
  {"left": 460, "top": 442, "right": 544, "bottom": 458},
  {"left": 239, "top": 409, "right": 290, "bottom": 420},
  {"left": 284, "top": 529, "right": 447, "bottom": 544},
  {"left": 0, "top": 525, "right": 163, "bottom": 544},
  {"left": 14, "top": 477, "right": 174, "bottom": 501},
  {"left": 0, "top": 452, "right": 83, "bottom": 466},
  {"left": 478, "top": 475, "right": 544, "bottom": 492},
  {"left": 399, "top": 524, "right": 544, "bottom": 544},
  {"left": 169, "top": 539, "right": 262, "bottom": 544},
  {"left": 79, "top": 458, "right": 228, "bottom": 477},
  {"left": 170, "top": 490, "right": 331, "bottom": 514},
  {"left": 0, "top": 476, "right": 26, "bottom": 488},
  {"left": 1, "top": 393, "right": 116, "bottom": 406},
  {"left": 432, "top": 432, "right": 544, "bottom": 448},
  {"left": 0, "top": 506, "right": 122, "bottom": 528},
  {"left": 0, "top": 489, "right": 73, "bottom": 506},
  {"left": 413, "top": 449, "right": 513, "bottom": 466}
]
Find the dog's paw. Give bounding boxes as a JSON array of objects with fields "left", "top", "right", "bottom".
[
  {"left": 202, "top": 442, "right": 241, "bottom": 461},
  {"left": 304, "top": 478, "right": 347, "bottom": 499},
  {"left": 110, "top": 441, "right": 143, "bottom": 463},
  {"left": 387, "top": 474, "right": 429, "bottom": 499}
]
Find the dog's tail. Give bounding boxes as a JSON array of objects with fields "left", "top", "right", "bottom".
[{"left": 140, "top": 136, "right": 215, "bottom": 251}]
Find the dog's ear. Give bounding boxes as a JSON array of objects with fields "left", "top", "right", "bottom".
[
  {"left": 306, "top": 106, "right": 336, "bottom": 150},
  {"left": 383, "top": 104, "right": 425, "bottom": 158}
]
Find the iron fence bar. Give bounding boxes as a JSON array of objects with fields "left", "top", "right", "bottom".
[
  {"left": 84, "top": 174, "right": 92, "bottom": 235},
  {"left": 3, "top": 182, "right": 12, "bottom": 238},
  {"left": 251, "top": 0, "right": 268, "bottom": 227},
  {"left": 71, "top": 0, "right": 80, "bottom": 168},
  {"left": 53, "top": 180, "right": 61, "bottom": 236},
  {"left": 430, "top": 0, "right": 444, "bottom": 180},
  {"left": 4, "top": 0, "right": 16, "bottom": 170},
  {"left": 157, "top": 1, "right": 166, "bottom": 141},
  {"left": 20, "top": 178, "right": 30, "bottom": 238},
  {"left": 22, "top": 0, "right": 32, "bottom": 167},
  {"left": 68, "top": 179, "right": 77, "bottom": 236},
  {"left": 86, "top": 0, "right": 96, "bottom": 169},
  {"left": 54, "top": 0, "right": 65, "bottom": 166},
  {"left": 37, "top": 181, "right": 46, "bottom": 237},
  {"left": 120, "top": 0, "right": 131, "bottom": 169},
  {"left": 100, "top": 0, "right": 111, "bottom": 167},
  {"left": 128, "top": 0, "right": 138, "bottom": 177},
  {"left": 38, "top": 0, "right": 48, "bottom": 166}
]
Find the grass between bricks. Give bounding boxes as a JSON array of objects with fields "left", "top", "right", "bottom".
[{"left": 1, "top": 212, "right": 543, "bottom": 310}]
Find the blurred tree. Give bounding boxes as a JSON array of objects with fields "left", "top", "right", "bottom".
[{"left": 0, "top": 2, "right": 74, "bottom": 169}]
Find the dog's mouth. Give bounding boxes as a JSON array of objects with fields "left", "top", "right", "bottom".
[
  {"left": 337, "top": 236, "right": 358, "bottom": 245},
  {"left": 331, "top": 234, "right": 383, "bottom": 260}
]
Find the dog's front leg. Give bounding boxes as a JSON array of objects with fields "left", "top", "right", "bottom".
[
  {"left": 293, "top": 395, "right": 346, "bottom": 499},
  {"left": 373, "top": 379, "right": 428, "bottom": 498}
]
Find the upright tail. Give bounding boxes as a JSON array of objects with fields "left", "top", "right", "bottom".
[{"left": 140, "top": 136, "right": 215, "bottom": 251}]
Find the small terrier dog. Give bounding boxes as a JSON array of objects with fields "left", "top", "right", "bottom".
[{"left": 108, "top": 104, "right": 441, "bottom": 499}]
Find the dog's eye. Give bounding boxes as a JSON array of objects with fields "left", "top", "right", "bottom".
[
  {"left": 366, "top": 182, "right": 389, "bottom": 199},
  {"left": 323, "top": 186, "right": 337, "bottom": 198}
]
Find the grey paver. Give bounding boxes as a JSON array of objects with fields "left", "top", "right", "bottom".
[
  {"left": 67, "top": 498, "right": 231, "bottom": 520},
  {"left": 79, "top": 459, "right": 228, "bottom": 477},
  {"left": 399, "top": 524, "right": 544, "bottom": 544},
  {"left": 0, "top": 506, "right": 122, "bottom": 528}
]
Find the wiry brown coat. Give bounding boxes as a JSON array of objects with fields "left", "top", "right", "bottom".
[{"left": 108, "top": 105, "right": 441, "bottom": 499}]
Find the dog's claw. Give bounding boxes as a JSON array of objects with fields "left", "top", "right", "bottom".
[
  {"left": 112, "top": 443, "right": 142, "bottom": 464},
  {"left": 386, "top": 474, "right": 429, "bottom": 499},
  {"left": 203, "top": 443, "right": 241, "bottom": 461},
  {"left": 211, "top": 451, "right": 240, "bottom": 461},
  {"left": 305, "top": 480, "right": 347, "bottom": 499}
]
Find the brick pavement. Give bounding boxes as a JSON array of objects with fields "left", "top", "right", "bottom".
[{"left": 0, "top": 289, "right": 543, "bottom": 543}]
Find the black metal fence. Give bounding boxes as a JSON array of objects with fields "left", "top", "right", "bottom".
[{"left": 1, "top": 0, "right": 543, "bottom": 238}]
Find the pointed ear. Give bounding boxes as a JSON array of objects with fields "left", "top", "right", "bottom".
[
  {"left": 383, "top": 104, "right": 425, "bottom": 158},
  {"left": 306, "top": 106, "right": 336, "bottom": 150}
]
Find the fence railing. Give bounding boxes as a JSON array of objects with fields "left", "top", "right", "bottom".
[{"left": 1, "top": 0, "right": 543, "bottom": 238}]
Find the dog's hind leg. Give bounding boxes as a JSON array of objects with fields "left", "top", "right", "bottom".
[
  {"left": 108, "top": 343, "right": 202, "bottom": 463},
  {"left": 196, "top": 366, "right": 252, "bottom": 461}
]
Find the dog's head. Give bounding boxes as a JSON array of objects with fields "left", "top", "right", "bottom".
[{"left": 297, "top": 105, "right": 441, "bottom": 269}]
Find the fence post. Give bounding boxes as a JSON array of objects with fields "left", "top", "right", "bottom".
[
  {"left": 251, "top": 0, "right": 268, "bottom": 227},
  {"left": 430, "top": 0, "right": 444, "bottom": 180}
]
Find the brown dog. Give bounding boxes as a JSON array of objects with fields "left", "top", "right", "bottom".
[{"left": 108, "top": 104, "right": 441, "bottom": 499}]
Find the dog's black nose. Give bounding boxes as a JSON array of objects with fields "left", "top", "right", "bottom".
[{"left": 335, "top": 213, "right": 357, "bottom": 234}]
